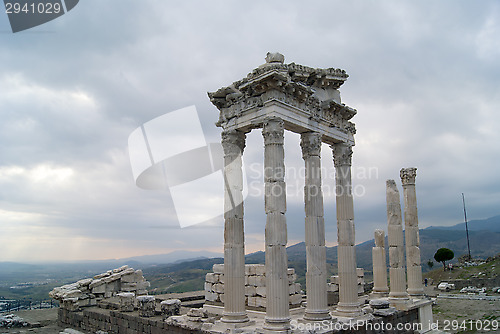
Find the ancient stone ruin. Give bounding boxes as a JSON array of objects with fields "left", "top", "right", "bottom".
[
  {"left": 49, "top": 265, "right": 149, "bottom": 311},
  {"left": 50, "top": 54, "right": 440, "bottom": 334}
]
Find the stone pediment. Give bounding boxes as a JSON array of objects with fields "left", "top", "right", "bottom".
[{"left": 208, "top": 53, "right": 356, "bottom": 145}]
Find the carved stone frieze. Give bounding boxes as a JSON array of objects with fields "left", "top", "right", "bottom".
[{"left": 208, "top": 53, "right": 357, "bottom": 136}]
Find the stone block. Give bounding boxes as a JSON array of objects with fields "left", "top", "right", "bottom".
[
  {"left": 204, "top": 282, "right": 213, "bottom": 292},
  {"left": 117, "top": 292, "right": 135, "bottom": 312},
  {"left": 288, "top": 273, "right": 297, "bottom": 283},
  {"left": 205, "top": 273, "right": 217, "bottom": 283},
  {"left": 137, "top": 296, "right": 155, "bottom": 317},
  {"left": 356, "top": 268, "right": 364, "bottom": 277},
  {"left": 217, "top": 274, "right": 224, "bottom": 284},
  {"left": 287, "top": 268, "right": 295, "bottom": 275},
  {"left": 289, "top": 283, "right": 301, "bottom": 295},
  {"left": 160, "top": 299, "right": 181, "bottom": 319},
  {"left": 213, "top": 283, "right": 224, "bottom": 294},
  {"left": 256, "top": 286, "right": 266, "bottom": 297},
  {"left": 330, "top": 275, "right": 339, "bottom": 284},
  {"left": 248, "top": 275, "right": 266, "bottom": 287},
  {"left": 289, "top": 294, "right": 302, "bottom": 305},
  {"left": 245, "top": 285, "right": 256, "bottom": 297},
  {"left": 255, "top": 265, "right": 266, "bottom": 276},
  {"left": 213, "top": 264, "right": 224, "bottom": 274},
  {"left": 255, "top": 296, "right": 267, "bottom": 308},
  {"left": 247, "top": 296, "right": 257, "bottom": 307},
  {"left": 205, "top": 291, "right": 218, "bottom": 302},
  {"left": 245, "top": 264, "right": 257, "bottom": 275},
  {"left": 327, "top": 283, "right": 339, "bottom": 292}
]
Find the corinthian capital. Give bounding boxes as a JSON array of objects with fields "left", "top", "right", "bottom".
[
  {"left": 300, "top": 132, "right": 322, "bottom": 159},
  {"left": 262, "top": 117, "right": 284, "bottom": 145},
  {"left": 332, "top": 143, "right": 353, "bottom": 167},
  {"left": 400, "top": 167, "right": 417, "bottom": 186},
  {"left": 221, "top": 130, "right": 246, "bottom": 156}
]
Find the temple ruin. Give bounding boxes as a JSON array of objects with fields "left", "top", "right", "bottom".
[{"left": 51, "top": 53, "right": 440, "bottom": 334}]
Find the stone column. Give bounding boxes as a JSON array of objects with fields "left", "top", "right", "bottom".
[
  {"left": 332, "top": 143, "right": 361, "bottom": 317},
  {"left": 262, "top": 118, "right": 290, "bottom": 332},
  {"left": 386, "top": 180, "right": 409, "bottom": 302},
  {"left": 400, "top": 168, "right": 424, "bottom": 297},
  {"left": 371, "top": 230, "right": 389, "bottom": 297},
  {"left": 300, "top": 132, "right": 330, "bottom": 321},
  {"left": 221, "top": 130, "right": 249, "bottom": 323}
]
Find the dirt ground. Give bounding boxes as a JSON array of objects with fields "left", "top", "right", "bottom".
[{"left": 0, "top": 308, "right": 86, "bottom": 334}]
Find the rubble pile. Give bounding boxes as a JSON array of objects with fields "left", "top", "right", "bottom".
[
  {"left": 0, "top": 314, "right": 28, "bottom": 328},
  {"left": 49, "top": 265, "right": 149, "bottom": 311}
]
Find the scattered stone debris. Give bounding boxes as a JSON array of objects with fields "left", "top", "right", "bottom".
[
  {"left": 0, "top": 314, "right": 28, "bottom": 328},
  {"left": 59, "top": 329, "right": 86, "bottom": 334},
  {"left": 437, "top": 282, "right": 455, "bottom": 291},
  {"left": 459, "top": 286, "right": 487, "bottom": 294},
  {"left": 49, "top": 265, "right": 150, "bottom": 311}
]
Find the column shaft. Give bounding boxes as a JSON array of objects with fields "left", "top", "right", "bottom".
[
  {"left": 301, "top": 133, "right": 330, "bottom": 321},
  {"left": 263, "top": 118, "right": 290, "bottom": 331},
  {"left": 221, "top": 130, "right": 248, "bottom": 323},
  {"left": 371, "top": 230, "right": 389, "bottom": 297},
  {"left": 400, "top": 168, "right": 424, "bottom": 297},
  {"left": 386, "top": 180, "right": 409, "bottom": 302},
  {"left": 332, "top": 143, "right": 361, "bottom": 317}
]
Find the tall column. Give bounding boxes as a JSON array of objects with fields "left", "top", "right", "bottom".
[
  {"left": 263, "top": 118, "right": 290, "bottom": 332},
  {"left": 386, "top": 180, "right": 409, "bottom": 303},
  {"left": 221, "top": 130, "right": 249, "bottom": 323},
  {"left": 400, "top": 168, "right": 424, "bottom": 297},
  {"left": 332, "top": 143, "right": 361, "bottom": 317},
  {"left": 371, "top": 229, "right": 389, "bottom": 297},
  {"left": 300, "top": 132, "right": 330, "bottom": 321}
]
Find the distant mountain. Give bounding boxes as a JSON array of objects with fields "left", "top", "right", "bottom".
[
  {"left": 427, "top": 215, "right": 500, "bottom": 232},
  {"left": 118, "top": 250, "right": 223, "bottom": 265}
]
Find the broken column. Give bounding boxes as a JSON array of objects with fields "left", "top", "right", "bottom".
[
  {"left": 263, "top": 117, "right": 290, "bottom": 331},
  {"left": 301, "top": 132, "right": 330, "bottom": 321},
  {"left": 371, "top": 229, "right": 389, "bottom": 297},
  {"left": 332, "top": 143, "right": 361, "bottom": 316},
  {"left": 386, "top": 180, "right": 409, "bottom": 303},
  {"left": 221, "top": 130, "right": 249, "bottom": 323},
  {"left": 117, "top": 292, "right": 135, "bottom": 312},
  {"left": 400, "top": 168, "right": 424, "bottom": 297},
  {"left": 137, "top": 295, "right": 155, "bottom": 317}
]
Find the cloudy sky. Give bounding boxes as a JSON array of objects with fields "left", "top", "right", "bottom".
[{"left": 0, "top": 1, "right": 499, "bottom": 262}]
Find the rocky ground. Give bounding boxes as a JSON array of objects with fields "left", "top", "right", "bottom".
[
  {"left": 0, "top": 309, "right": 72, "bottom": 333},
  {"left": 1, "top": 286, "right": 498, "bottom": 333}
]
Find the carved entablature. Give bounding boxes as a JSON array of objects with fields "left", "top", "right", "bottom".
[{"left": 208, "top": 53, "right": 357, "bottom": 145}]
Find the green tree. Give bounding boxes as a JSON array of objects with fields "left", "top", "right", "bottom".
[
  {"left": 434, "top": 248, "right": 454, "bottom": 271},
  {"left": 427, "top": 259, "right": 434, "bottom": 269}
]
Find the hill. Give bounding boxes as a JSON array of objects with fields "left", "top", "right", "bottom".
[{"left": 427, "top": 215, "right": 500, "bottom": 232}]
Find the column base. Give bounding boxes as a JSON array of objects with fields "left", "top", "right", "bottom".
[
  {"left": 408, "top": 288, "right": 425, "bottom": 297},
  {"left": 370, "top": 290, "right": 389, "bottom": 299},
  {"left": 262, "top": 317, "right": 291, "bottom": 333},
  {"left": 333, "top": 302, "right": 362, "bottom": 318},
  {"left": 303, "top": 309, "right": 332, "bottom": 321},
  {"left": 221, "top": 311, "right": 250, "bottom": 324}
]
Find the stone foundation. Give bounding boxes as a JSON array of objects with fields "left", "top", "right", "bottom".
[{"left": 204, "top": 264, "right": 303, "bottom": 311}]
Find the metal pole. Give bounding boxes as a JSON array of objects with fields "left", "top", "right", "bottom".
[{"left": 462, "top": 193, "right": 471, "bottom": 260}]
